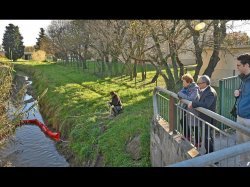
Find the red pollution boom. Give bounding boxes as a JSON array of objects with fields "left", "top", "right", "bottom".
[{"left": 19, "top": 119, "right": 60, "bottom": 141}]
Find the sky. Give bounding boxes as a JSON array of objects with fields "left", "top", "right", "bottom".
[
  {"left": 227, "top": 20, "right": 250, "bottom": 34},
  {"left": 1, "top": 20, "right": 250, "bottom": 47},
  {"left": 0, "top": 20, "right": 52, "bottom": 46}
]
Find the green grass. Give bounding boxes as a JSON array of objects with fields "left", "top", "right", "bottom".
[
  {"left": 12, "top": 60, "right": 197, "bottom": 166},
  {"left": 14, "top": 61, "right": 162, "bottom": 166}
]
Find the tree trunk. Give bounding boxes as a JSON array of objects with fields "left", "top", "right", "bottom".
[
  {"left": 105, "top": 54, "right": 113, "bottom": 76},
  {"left": 141, "top": 62, "right": 146, "bottom": 81},
  {"left": 79, "top": 55, "right": 87, "bottom": 69},
  {"left": 176, "top": 55, "right": 184, "bottom": 78},
  {"left": 112, "top": 56, "right": 119, "bottom": 76},
  {"left": 203, "top": 20, "right": 227, "bottom": 77},
  {"left": 169, "top": 43, "right": 179, "bottom": 81},
  {"left": 203, "top": 50, "right": 220, "bottom": 77},
  {"left": 102, "top": 61, "right": 106, "bottom": 77},
  {"left": 151, "top": 71, "right": 159, "bottom": 83},
  {"left": 192, "top": 32, "right": 203, "bottom": 81},
  {"left": 185, "top": 20, "right": 204, "bottom": 82},
  {"left": 133, "top": 60, "right": 137, "bottom": 78}
]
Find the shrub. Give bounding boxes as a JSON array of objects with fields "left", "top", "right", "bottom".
[{"left": 32, "top": 50, "right": 46, "bottom": 61}]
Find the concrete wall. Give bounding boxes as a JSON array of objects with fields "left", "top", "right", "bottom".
[
  {"left": 150, "top": 118, "right": 200, "bottom": 167},
  {"left": 179, "top": 50, "right": 196, "bottom": 66}
]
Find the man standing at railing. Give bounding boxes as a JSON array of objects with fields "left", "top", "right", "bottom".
[
  {"left": 234, "top": 53, "right": 250, "bottom": 167},
  {"left": 188, "top": 75, "right": 217, "bottom": 154}
]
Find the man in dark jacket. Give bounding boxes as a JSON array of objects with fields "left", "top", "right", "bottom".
[
  {"left": 109, "top": 91, "right": 123, "bottom": 116},
  {"left": 188, "top": 75, "right": 217, "bottom": 154}
]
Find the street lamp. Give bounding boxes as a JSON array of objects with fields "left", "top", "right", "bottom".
[{"left": 195, "top": 22, "right": 206, "bottom": 31}]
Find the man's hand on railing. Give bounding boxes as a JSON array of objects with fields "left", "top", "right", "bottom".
[{"left": 188, "top": 102, "right": 193, "bottom": 109}]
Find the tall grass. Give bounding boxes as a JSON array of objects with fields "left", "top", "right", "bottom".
[{"left": 0, "top": 61, "right": 14, "bottom": 142}]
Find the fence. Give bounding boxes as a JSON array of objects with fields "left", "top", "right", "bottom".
[
  {"left": 57, "top": 59, "right": 156, "bottom": 77},
  {"left": 219, "top": 75, "right": 241, "bottom": 124}
]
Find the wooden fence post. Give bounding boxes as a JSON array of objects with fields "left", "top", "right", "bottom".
[{"left": 169, "top": 95, "right": 176, "bottom": 132}]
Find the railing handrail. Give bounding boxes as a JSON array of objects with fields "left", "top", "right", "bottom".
[
  {"left": 167, "top": 141, "right": 250, "bottom": 167},
  {"left": 153, "top": 86, "right": 250, "bottom": 137},
  {"left": 220, "top": 75, "right": 238, "bottom": 81}
]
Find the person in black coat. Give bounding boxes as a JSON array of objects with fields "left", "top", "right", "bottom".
[
  {"left": 108, "top": 91, "right": 123, "bottom": 116},
  {"left": 188, "top": 75, "right": 217, "bottom": 154}
]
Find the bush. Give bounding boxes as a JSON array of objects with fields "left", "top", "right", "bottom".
[
  {"left": 32, "top": 50, "right": 46, "bottom": 61},
  {"left": 0, "top": 53, "right": 5, "bottom": 58}
]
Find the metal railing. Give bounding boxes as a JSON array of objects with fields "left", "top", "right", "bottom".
[
  {"left": 153, "top": 86, "right": 250, "bottom": 166},
  {"left": 168, "top": 141, "right": 250, "bottom": 167}
]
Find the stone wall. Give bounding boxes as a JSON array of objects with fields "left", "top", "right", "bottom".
[{"left": 150, "top": 118, "right": 200, "bottom": 167}]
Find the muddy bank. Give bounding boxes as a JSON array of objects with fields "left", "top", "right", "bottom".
[
  {"left": 11, "top": 71, "right": 35, "bottom": 104},
  {"left": 56, "top": 141, "right": 104, "bottom": 167},
  {"left": 0, "top": 64, "right": 14, "bottom": 145},
  {"left": 0, "top": 67, "right": 22, "bottom": 165}
]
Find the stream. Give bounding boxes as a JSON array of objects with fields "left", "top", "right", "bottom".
[{"left": 0, "top": 74, "right": 69, "bottom": 167}]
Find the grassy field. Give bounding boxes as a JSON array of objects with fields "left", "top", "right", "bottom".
[{"left": 14, "top": 60, "right": 169, "bottom": 166}]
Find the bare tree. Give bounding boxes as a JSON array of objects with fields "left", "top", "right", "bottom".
[
  {"left": 185, "top": 20, "right": 213, "bottom": 80},
  {"left": 47, "top": 20, "right": 72, "bottom": 63},
  {"left": 186, "top": 20, "right": 229, "bottom": 79},
  {"left": 203, "top": 20, "right": 228, "bottom": 77},
  {"left": 141, "top": 20, "right": 192, "bottom": 91}
]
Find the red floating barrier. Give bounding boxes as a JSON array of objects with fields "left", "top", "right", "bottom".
[{"left": 19, "top": 119, "right": 60, "bottom": 141}]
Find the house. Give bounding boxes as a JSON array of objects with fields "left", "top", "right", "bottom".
[
  {"left": 177, "top": 30, "right": 250, "bottom": 86},
  {"left": 200, "top": 45, "right": 250, "bottom": 86},
  {"left": 23, "top": 51, "right": 32, "bottom": 60},
  {"left": 23, "top": 46, "right": 35, "bottom": 60}
]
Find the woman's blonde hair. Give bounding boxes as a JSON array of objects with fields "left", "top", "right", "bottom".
[{"left": 181, "top": 73, "right": 194, "bottom": 84}]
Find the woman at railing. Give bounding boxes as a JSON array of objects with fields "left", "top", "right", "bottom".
[{"left": 177, "top": 73, "right": 200, "bottom": 144}]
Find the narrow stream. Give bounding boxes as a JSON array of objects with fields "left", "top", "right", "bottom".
[{"left": 0, "top": 75, "right": 69, "bottom": 167}]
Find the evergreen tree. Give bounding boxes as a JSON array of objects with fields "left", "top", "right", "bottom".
[
  {"left": 34, "top": 27, "right": 54, "bottom": 56},
  {"left": 2, "top": 24, "right": 25, "bottom": 61},
  {"left": 34, "top": 28, "right": 46, "bottom": 51}
]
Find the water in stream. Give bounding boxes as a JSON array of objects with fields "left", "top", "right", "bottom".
[{"left": 0, "top": 75, "right": 69, "bottom": 167}]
